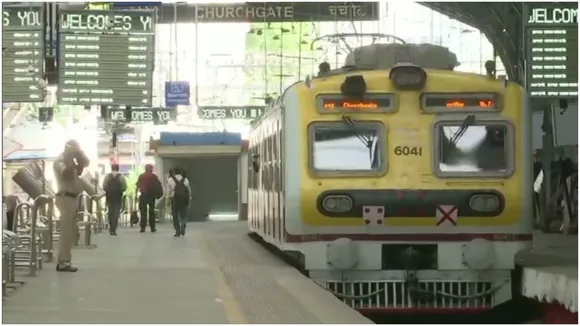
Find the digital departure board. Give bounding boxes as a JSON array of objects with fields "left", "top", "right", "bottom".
[
  {"left": 525, "top": 3, "right": 578, "bottom": 99},
  {"left": 421, "top": 93, "right": 498, "bottom": 112},
  {"left": 198, "top": 106, "right": 265, "bottom": 120},
  {"left": 2, "top": 5, "right": 45, "bottom": 102},
  {"left": 316, "top": 94, "right": 395, "bottom": 113},
  {"left": 57, "top": 9, "right": 156, "bottom": 106}
]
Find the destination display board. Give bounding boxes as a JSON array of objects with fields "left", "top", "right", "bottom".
[
  {"left": 158, "top": 2, "right": 379, "bottom": 24},
  {"left": 2, "top": 5, "right": 45, "bottom": 102},
  {"left": 107, "top": 107, "right": 176, "bottom": 124},
  {"left": 524, "top": 3, "right": 578, "bottom": 98},
  {"left": 198, "top": 106, "right": 265, "bottom": 120},
  {"left": 57, "top": 9, "right": 156, "bottom": 106}
]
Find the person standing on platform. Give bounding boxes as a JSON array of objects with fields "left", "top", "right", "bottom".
[
  {"left": 135, "top": 164, "right": 163, "bottom": 233},
  {"left": 167, "top": 167, "right": 191, "bottom": 237},
  {"left": 102, "top": 163, "right": 127, "bottom": 236},
  {"left": 53, "top": 139, "right": 89, "bottom": 272},
  {"left": 3, "top": 195, "right": 19, "bottom": 232}
]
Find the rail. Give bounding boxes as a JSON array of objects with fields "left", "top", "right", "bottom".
[
  {"left": 13, "top": 202, "right": 39, "bottom": 276},
  {"left": 76, "top": 193, "right": 98, "bottom": 248},
  {"left": 35, "top": 195, "right": 55, "bottom": 262}
]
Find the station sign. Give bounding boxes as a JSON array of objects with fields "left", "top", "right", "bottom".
[
  {"left": 57, "top": 9, "right": 156, "bottom": 106},
  {"left": 2, "top": 5, "right": 45, "bottom": 102},
  {"left": 107, "top": 107, "right": 176, "bottom": 124},
  {"left": 158, "top": 2, "right": 379, "bottom": 24},
  {"left": 524, "top": 3, "right": 578, "bottom": 99},
  {"left": 198, "top": 106, "right": 265, "bottom": 120}
]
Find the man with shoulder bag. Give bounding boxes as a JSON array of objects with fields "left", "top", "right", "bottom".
[
  {"left": 102, "top": 164, "right": 127, "bottom": 235},
  {"left": 167, "top": 167, "right": 191, "bottom": 237}
]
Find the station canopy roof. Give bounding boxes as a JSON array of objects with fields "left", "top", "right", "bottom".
[
  {"left": 419, "top": 2, "right": 523, "bottom": 82},
  {"left": 66, "top": 2, "right": 524, "bottom": 81}
]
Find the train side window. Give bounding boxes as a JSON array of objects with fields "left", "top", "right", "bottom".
[
  {"left": 278, "top": 123, "right": 284, "bottom": 192},
  {"left": 264, "top": 135, "right": 273, "bottom": 191},
  {"left": 272, "top": 131, "right": 279, "bottom": 192},
  {"left": 308, "top": 121, "right": 387, "bottom": 177},
  {"left": 433, "top": 120, "right": 515, "bottom": 178},
  {"left": 249, "top": 146, "right": 257, "bottom": 189}
]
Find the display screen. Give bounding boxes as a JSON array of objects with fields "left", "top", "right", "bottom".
[
  {"left": 525, "top": 3, "right": 578, "bottom": 98},
  {"left": 107, "top": 107, "right": 176, "bottom": 124},
  {"left": 421, "top": 94, "right": 498, "bottom": 111},
  {"left": 198, "top": 106, "right": 265, "bottom": 120},
  {"left": 57, "top": 10, "right": 155, "bottom": 106},
  {"left": 2, "top": 5, "right": 45, "bottom": 102},
  {"left": 316, "top": 94, "right": 395, "bottom": 113}
]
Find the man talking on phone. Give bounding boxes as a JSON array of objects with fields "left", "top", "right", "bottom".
[{"left": 53, "top": 139, "right": 89, "bottom": 272}]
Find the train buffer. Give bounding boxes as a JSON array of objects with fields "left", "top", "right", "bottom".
[
  {"left": 2, "top": 221, "right": 371, "bottom": 324},
  {"left": 516, "top": 231, "right": 578, "bottom": 323}
]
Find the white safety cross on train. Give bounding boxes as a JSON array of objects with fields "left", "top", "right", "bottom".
[{"left": 436, "top": 205, "right": 458, "bottom": 226}]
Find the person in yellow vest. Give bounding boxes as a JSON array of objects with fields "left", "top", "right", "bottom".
[{"left": 53, "top": 140, "right": 89, "bottom": 272}]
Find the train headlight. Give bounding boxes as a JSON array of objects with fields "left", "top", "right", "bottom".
[
  {"left": 389, "top": 63, "right": 427, "bottom": 90},
  {"left": 322, "top": 195, "right": 353, "bottom": 213},
  {"left": 469, "top": 194, "right": 500, "bottom": 212}
]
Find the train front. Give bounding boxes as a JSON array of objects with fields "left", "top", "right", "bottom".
[{"left": 288, "top": 43, "right": 533, "bottom": 314}]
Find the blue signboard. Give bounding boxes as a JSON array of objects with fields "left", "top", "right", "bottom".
[{"left": 165, "top": 81, "right": 191, "bottom": 106}]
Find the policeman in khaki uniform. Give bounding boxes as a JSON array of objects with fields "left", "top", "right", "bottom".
[{"left": 53, "top": 140, "right": 89, "bottom": 272}]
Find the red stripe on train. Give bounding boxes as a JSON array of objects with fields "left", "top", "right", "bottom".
[{"left": 284, "top": 232, "right": 533, "bottom": 243}]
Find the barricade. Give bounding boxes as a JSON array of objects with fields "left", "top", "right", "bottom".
[
  {"left": 12, "top": 200, "right": 42, "bottom": 276},
  {"left": 120, "top": 194, "right": 136, "bottom": 227},
  {"left": 75, "top": 193, "right": 97, "bottom": 249},
  {"left": 33, "top": 195, "right": 55, "bottom": 263},
  {"left": 2, "top": 229, "right": 22, "bottom": 295},
  {"left": 90, "top": 194, "right": 105, "bottom": 233}
]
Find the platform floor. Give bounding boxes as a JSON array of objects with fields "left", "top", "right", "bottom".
[
  {"left": 2, "top": 221, "right": 371, "bottom": 324},
  {"left": 515, "top": 231, "right": 578, "bottom": 312}
]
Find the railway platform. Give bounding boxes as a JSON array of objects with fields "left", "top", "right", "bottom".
[
  {"left": 2, "top": 221, "right": 371, "bottom": 324},
  {"left": 516, "top": 231, "right": 578, "bottom": 322}
]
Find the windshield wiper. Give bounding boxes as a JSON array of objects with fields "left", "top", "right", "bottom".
[
  {"left": 341, "top": 115, "right": 378, "bottom": 167},
  {"left": 450, "top": 114, "right": 475, "bottom": 146}
]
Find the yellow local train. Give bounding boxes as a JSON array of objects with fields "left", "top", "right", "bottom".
[{"left": 248, "top": 36, "right": 533, "bottom": 314}]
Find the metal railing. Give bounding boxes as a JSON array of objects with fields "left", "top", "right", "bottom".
[
  {"left": 33, "top": 195, "right": 55, "bottom": 263},
  {"left": 1, "top": 191, "right": 119, "bottom": 299},
  {"left": 76, "top": 193, "right": 98, "bottom": 248},
  {"left": 13, "top": 202, "right": 40, "bottom": 276}
]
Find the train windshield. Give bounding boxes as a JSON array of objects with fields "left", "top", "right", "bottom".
[
  {"left": 438, "top": 124, "right": 509, "bottom": 173},
  {"left": 311, "top": 122, "right": 383, "bottom": 172}
]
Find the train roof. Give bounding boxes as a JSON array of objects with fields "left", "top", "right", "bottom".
[{"left": 320, "top": 43, "right": 460, "bottom": 78}]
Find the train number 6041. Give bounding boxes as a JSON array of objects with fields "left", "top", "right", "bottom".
[{"left": 394, "top": 146, "right": 423, "bottom": 156}]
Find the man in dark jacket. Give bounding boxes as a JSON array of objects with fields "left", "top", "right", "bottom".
[
  {"left": 102, "top": 164, "right": 127, "bottom": 236},
  {"left": 136, "top": 164, "right": 163, "bottom": 233},
  {"left": 3, "top": 195, "right": 19, "bottom": 232}
]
